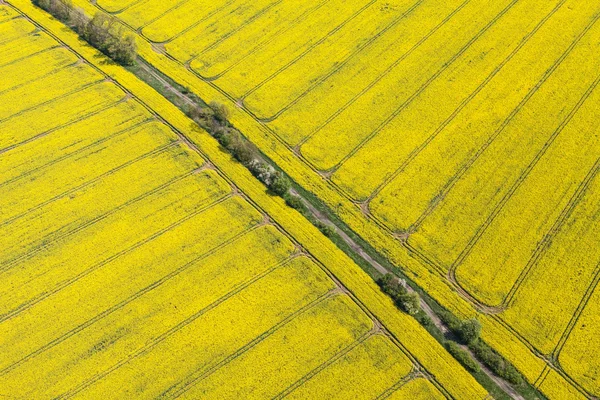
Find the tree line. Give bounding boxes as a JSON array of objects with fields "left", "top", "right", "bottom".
[
  {"left": 377, "top": 273, "right": 524, "bottom": 386},
  {"left": 33, "top": 0, "right": 137, "bottom": 65}
]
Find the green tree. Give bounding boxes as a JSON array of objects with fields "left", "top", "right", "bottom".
[
  {"left": 269, "top": 173, "right": 291, "bottom": 196},
  {"left": 457, "top": 318, "right": 482, "bottom": 344}
]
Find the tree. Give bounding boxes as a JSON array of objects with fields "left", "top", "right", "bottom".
[
  {"left": 69, "top": 7, "right": 89, "bottom": 36},
  {"left": 85, "top": 13, "right": 112, "bottom": 50},
  {"left": 396, "top": 292, "right": 421, "bottom": 316},
  {"left": 445, "top": 341, "right": 480, "bottom": 373},
  {"left": 269, "top": 173, "right": 291, "bottom": 196},
  {"left": 457, "top": 318, "right": 482, "bottom": 344},
  {"left": 209, "top": 101, "right": 230, "bottom": 124},
  {"left": 110, "top": 31, "right": 137, "bottom": 65}
]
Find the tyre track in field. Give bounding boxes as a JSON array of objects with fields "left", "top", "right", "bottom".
[
  {"left": 237, "top": 0, "right": 378, "bottom": 101},
  {"left": 0, "top": 118, "right": 153, "bottom": 188},
  {"left": 134, "top": 0, "right": 194, "bottom": 31},
  {"left": 552, "top": 261, "right": 600, "bottom": 361},
  {"left": 94, "top": 0, "right": 144, "bottom": 15},
  {"left": 293, "top": 0, "right": 472, "bottom": 149},
  {"left": 157, "top": 290, "right": 339, "bottom": 400},
  {"left": 0, "top": 95, "right": 128, "bottom": 155},
  {"left": 63, "top": 270, "right": 332, "bottom": 400},
  {"left": 0, "top": 16, "right": 36, "bottom": 44},
  {"left": 0, "top": 141, "right": 178, "bottom": 230},
  {"left": 375, "top": 373, "right": 417, "bottom": 400},
  {"left": 0, "top": 166, "right": 192, "bottom": 272},
  {"left": 0, "top": 192, "right": 233, "bottom": 323},
  {"left": 448, "top": 37, "right": 600, "bottom": 293},
  {"left": 246, "top": 0, "right": 425, "bottom": 122},
  {"left": 378, "top": 9, "right": 600, "bottom": 292},
  {"left": 0, "top": 52, "right": 78, "bottom": 96},
  {"left": 0, "top": 74, "right": 106, "bottom": 124},
  {"left": 407, "top": 9, "right": 600, "bottom": 235},
  {"left": 272, "top": 330, "right": 377, "bottom": 399},
  {"left": 140, "top": 0, "right": 242, "bottom": 43},
  {"left": 164, "top": 0, "right": 284, "bottom": 52},
  {"left": 0, "top": 224, "right": 275, "bottom": 376},
  {"left": 0, "top": 42, "right": 60, "bottom": 68},
  {"left": 502, "top": 156, "right": 600, "bottom": 310},
  {"left": 307, "top": 0, "right": 522, "bottom": 175},
  {"left": 361, "top": 0, "right": 568, "bottom": 205},
  {"left": 190, "top": 0, "right": 331, "bottom": 81}
]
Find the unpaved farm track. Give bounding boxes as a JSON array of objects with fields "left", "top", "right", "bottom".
[{"left": 136, "top": 56, "right": 523, "bottom": 400}]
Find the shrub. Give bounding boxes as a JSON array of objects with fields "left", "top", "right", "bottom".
[
  {"left": 248, "top": 160, "right": 276, "bottom": 186},
  {"left": 49, "top": 0, "right": 72, "bottom": 21},
  {"left": 396, "top": 292, "right": 421, "bottom": 316},
  {"left": 377, "top": 273, "right": 404, "bottom": 297},
  {"left": 69, "top": 7, "right": 88, "bottom": 35},
  {"left": 314, "top": 221, "right": 335, "bottom": 237},
  {"left": 377, "top": 274, "right": 422, "bottom": 316},
  {"left": 415, "top": 312, "right": 433, "bottom": 329},
  {"left": 269, "top": 173, "right": 291, "bottom": 196},
  {"left": 438, "top": 309, "right": 462, "bottom": 332},
  {"left": 470, "top": 339, "right": 523, "bottom": 385},
  {"left": 209, "top": 101, "right": 230, "bottom": 124},
  {"left": 33, "top": 1, "right": 137, "bottom": 66},
  {"left": 186, "top": 104, "right": 207, "bottom": 122},
  {"left": 457, "top": 318, "right": 482, "bottom": 344},
  {"left": 445, "top": 342, "right": 480, "bottom": 373},
  {"left": 283, "top": 193, "right": 306, "bottom": 213}
]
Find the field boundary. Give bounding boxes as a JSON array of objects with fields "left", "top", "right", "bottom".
[{"left": 6, "top": 2, "right": 492, "bottom": 397}]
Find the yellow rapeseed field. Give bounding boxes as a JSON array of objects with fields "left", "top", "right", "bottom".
[
  {"left": 0, "top": 3, "right": 489, "bottom": 399},
  {"left": 74, "top": 0, "right": 600, "bottom": 396}
]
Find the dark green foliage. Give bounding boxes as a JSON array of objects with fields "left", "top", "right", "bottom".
[
  {"left": 33, "top": 0, "right": 71, "bottom": 21},
  {"left": 445, "top": 341, "right": 480, "bottom": 373},
  {"left": 438, "top": 309, "right": 463, "bottom": 331},
  {"left": 415, "top": 312, "right": 434, "bottom": 330},
  {"left": 438, "top": 308, "right": 524, "bottom": 386},
  {"left": 457, "top": 318, "right": 482, "bottom": 344},
  {"left": 220, "top": 130, "right": 259, "bottom": 165},
  {"left": 269, "top": 173, "right": 291, "bottom": 196},
  {"left": 210, "top": 101, "right": 230, "bottom": 124},
  {"left": 283, "top": 193, "right": 307, "bottom": 213},
  {"left": 315, "top": 221, "right": 335, "bottom": 237},
  {"left": 376, "top": 274, "right": 423, "bottom": 316},
  {"left": 395, "top": 292, "right": 421, "bottom": 316},
  {"left": 83, "top": 14, "right": 137, "bottom": 65},
  {"left": 470, "top": 339, "right": 524, "bottom": 385},
  {"left": 32, "top": 0, "right": 137, "bottom": 65}
]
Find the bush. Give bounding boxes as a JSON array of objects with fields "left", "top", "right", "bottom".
[
  {"left": 209, "top": 101, "right": 230, "bottom": 124},
  {"left": 69, "top": 7, "right": 88, "bottom": 35},
  {"left": 457, "top": 318, "right": 481, "bottom": 344},
  {"left": 415, "top": 312, "right": 433, "bottom": 329},
  {"left": 438, "top": 309, "right": 462, "bottom": 332},
  {"left": 315, "top": 221, "right": 335, "bottom": 237},
  {"left": 283, "top": 193, "right": 306, "bottom": 213},
  {"left": 377, "top": 274, "right": 422, "bottom": 316},
  {"left": 445, "top": 342, "right": 480, "bottom": 373},
  {"left": 470, "top": 339, "right": 523, "bottom": 385},
  {"left": 84, "top": 14, "right": 137, "bottom": 65},
  {"left": 186, "top": 104, "right": 212, "bottom": 124},
  {"left": 396, "top": 292, "right": 421, "bottom": 316},
  {"left": 269, "top": 173, "right": 291, "bottom": 196},
  {"left": 33, "top": 1, "right": 137, "bottom": 66},
  {"left": 438, "top": 312, "right": 481, "bottom": 344},
  {"left": 377, "top": 273, "right": 404, "bottom": 297}
]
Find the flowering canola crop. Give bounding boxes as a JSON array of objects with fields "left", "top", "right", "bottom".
[
  {"left": 76, "top": 0, "right": 600, "bottom": 396},
  {"left": 0, "top": 5, "right": 488, "bottom": 399}
]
